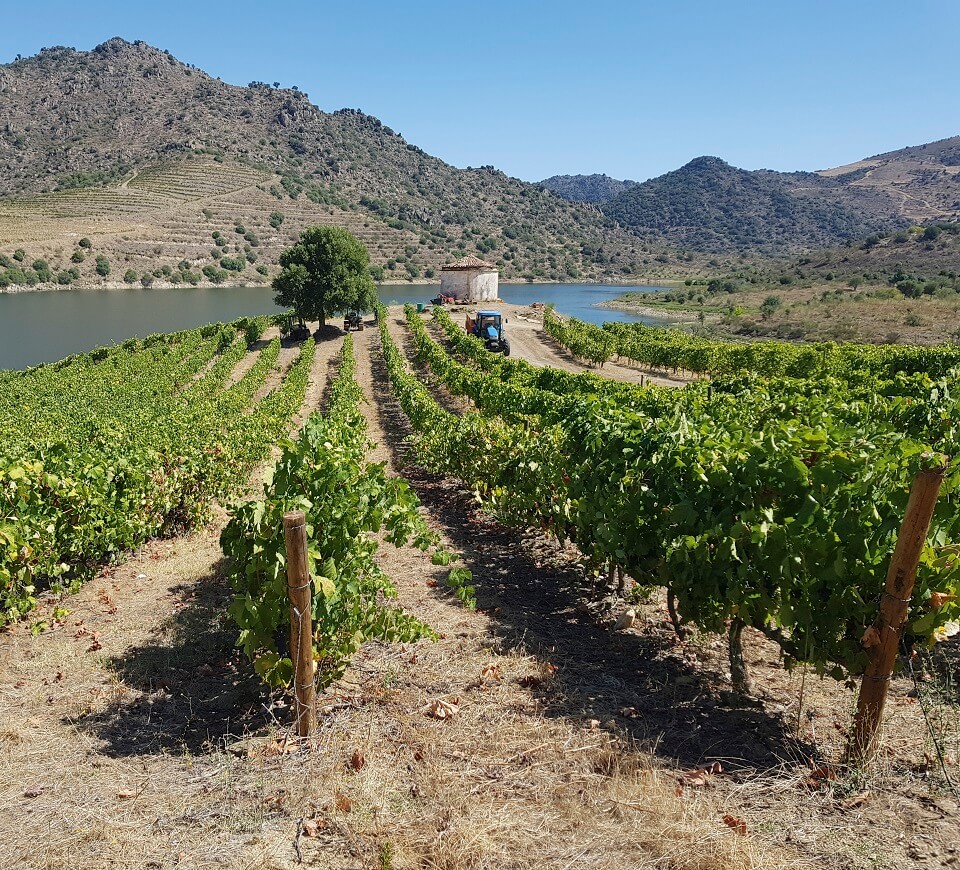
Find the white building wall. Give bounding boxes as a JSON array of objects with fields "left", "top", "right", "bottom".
[
  {"left": 440, "top": 268, "right": 499, "bottom": 303},
  {"left": 439, "top": 270, "right": 470, "bottom": 297},
  {"left": 474, "top": 270, "right": 499, "bottom": 302}
]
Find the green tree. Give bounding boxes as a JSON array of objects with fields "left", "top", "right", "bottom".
[
  {"left": 95, "top": 256, "right": 111, "bottom": 277},
  {"left": 273, "top": 226, "right": 376, "bottom": 328}
]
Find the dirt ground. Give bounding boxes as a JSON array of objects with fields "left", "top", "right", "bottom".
[
  {"left": 439, "top": 302, "right": 694, "bottom": 387},
  {"left": 0, "top": 314, "right": 957, "bottom": 868}
]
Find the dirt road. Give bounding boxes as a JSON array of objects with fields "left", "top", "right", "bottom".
[{"left": 436, "top": 302, "right": 693, "bottom": 387}]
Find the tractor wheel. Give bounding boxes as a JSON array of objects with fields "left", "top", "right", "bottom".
[{"left": 502, "top": 341, "right": 511, "bottom": 357}]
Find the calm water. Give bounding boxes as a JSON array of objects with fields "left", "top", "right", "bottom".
[
  {"left": 0, "top": 283, "right": 667, "bottom": 370},
  {"left": 378, "top": 283, "right": 668, "bottom": 326}
]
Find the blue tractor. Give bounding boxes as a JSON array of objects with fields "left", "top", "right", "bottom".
[{"left": 467, "top": 310, "right": 510, "bottom": 356}]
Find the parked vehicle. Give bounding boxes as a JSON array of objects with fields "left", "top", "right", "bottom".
[
  {"left": 465, "top": 310, "right": 510, "bottom": 355},
  {"left": 343, "top": 311, "right": 364, "bottom": 331}
]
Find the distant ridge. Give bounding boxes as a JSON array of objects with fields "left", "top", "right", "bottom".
[{"left": 545, "top": 138, "right": 960, "bottom": 254}]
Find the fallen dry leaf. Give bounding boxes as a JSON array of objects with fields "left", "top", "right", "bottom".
[
  {"left": 619, "top": 706, "right": 640, "bottom": 718},
  {"left": 426, "top": 698, "right": 460, "bottom": 719},
  {"left": 87, "top": 636, "right": 102, "bottom": 652},
  {"left": 840, "top": 791, "right": 870, "bottom": 810},
  {"left": 800, "top": 760, "right": 837, "bottom": 789},
  {"left": 722, "top": 814, "right": 747, "bottom": 835},
  {"left": 23, "top": 786, "right": 43, "bottom": 798},
  {"left": 480, "top": 664, "right": 502, "bottom": 681},
  {"left": 116, "top": 789, "right": 137, "bottom": 800},
  {"left": 302, "top": 818, "right": 327, "bottom": 837},
  {"left": 349, "top": 749, "right": 365, "bottom": 772},
  {"left": 679, "top": 761, "right": 723, "bottom": 789},
  {"left": 517, "top": 674, "right": 542, "bottom": 688},
  {"left": 335, "top": 793, "right": 352, "bottom": 813},
  {"left": 263, "top": 790, "right": 287, "bottom": 808},
  {"left": 262, "top": 737, "right": 302, "bottom": 757}
]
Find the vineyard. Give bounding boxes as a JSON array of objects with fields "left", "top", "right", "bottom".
[{"left": 0, "top": 307, "right": 958, "bottom": 868}]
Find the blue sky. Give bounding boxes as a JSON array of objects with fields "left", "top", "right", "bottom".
[{"left": 3, "top": 0, "right": 958, "bottom": 183}]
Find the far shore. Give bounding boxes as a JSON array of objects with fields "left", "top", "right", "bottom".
[
  {"left": 0, "top": 277, "right": 679, "bottom": 296},
  {"left": 596, "top": 297, "right": 697, "bottom": 323}
]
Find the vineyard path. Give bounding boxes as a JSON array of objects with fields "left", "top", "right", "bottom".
[{"left": 438, "top": 302, "right": 693, "bottom": 387}]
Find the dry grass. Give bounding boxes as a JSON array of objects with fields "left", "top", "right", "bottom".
[{"left": 0, "top": 322, "right": 957, "bottom": 869}]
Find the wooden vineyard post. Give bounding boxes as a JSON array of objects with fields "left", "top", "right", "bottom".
[
  {"left": 283, "top": 510, "right": 316, "bottom": 737},
  {"left": 849, "top": 467, "right": 944, "bottom": 763}
]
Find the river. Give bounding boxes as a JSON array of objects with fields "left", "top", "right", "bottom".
[{"left": 0, "top": 282, "right": 668, "bottom": 370}]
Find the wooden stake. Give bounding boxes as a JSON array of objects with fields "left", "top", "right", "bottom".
[
  {"left": 283, "top": 510, "right": 316, "bottom": 737},
  {"left": 849, "top": 467, "right": 944, "bottom": 762}
]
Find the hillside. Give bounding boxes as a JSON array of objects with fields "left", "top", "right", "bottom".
[
  {"left": 601, "top": 156, "right": 909, "bottom": 254},
  {"left": 0, "top": 39, "right": 661, "bottom": 288},
  {"left": 596, "top": 139, "right": 960, "bottom": 255},
  {"left": 539, "top": 173, "right": 638, "bottom": 203},
  {"left": 819, "top": 135, "right": 960, "bottom": 221}
]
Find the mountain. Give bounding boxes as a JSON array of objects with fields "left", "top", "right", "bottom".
[
  {"left": 539, "top": 174, "right": 638, "bottom": 204},
  {"left": 0, "top": 39, "right": 658, "bottom": 288},
  {"left": 602, "top": 157, "right": 901, "bottom": 254}
]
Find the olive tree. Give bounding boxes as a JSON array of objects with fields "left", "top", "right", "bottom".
[{"left": 273, "top": 226, "right": 376, "bottom": 328}]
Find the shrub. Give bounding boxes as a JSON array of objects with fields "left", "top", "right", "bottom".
[
  {"left": 78, "top": 238, "right": 92, "bottom": 249},
  {"left": 220, "top": 256, "right": 245, "bottom": 272},
  {"left": 95, "top": 256, "right": 110, "bottom": 277},
  {"left": 269, "top": 211, "right": 284, "bottom": 228},
  {"left": 71, "top": 250, "right": 85, "bottom": 263},
  {"left": 123, "top": 269, "right": 138, "bottom": 284},
  {"left": 13, "top": 249, "right": 25, "bottom": 262},
  {"left": 202, "top": 264, "right": 227, "bottom": 284},
  {"left": 255, "top": 264, "right": 270, "bottom": 276},
  {"left": 56, "top": 270, "right": 73, "bottom": 285}
]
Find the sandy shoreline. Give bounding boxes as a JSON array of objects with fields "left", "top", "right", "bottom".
[{"left": 596, "top": 299, "right": 697, "bottom": 322}]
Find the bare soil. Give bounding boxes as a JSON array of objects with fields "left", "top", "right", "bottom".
[
  {"left": 0, "top": 316, "right": 956, "bottom": 869},
  {"left": 438, "top": 302, "right": 693, "bottom": 387}
]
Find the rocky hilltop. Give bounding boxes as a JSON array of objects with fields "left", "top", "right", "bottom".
[{"left": 539, "top": 174, "right": 638, "bottom": 204}]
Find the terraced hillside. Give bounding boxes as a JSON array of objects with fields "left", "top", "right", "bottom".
[{"left": 0, "top": 39, "right": 668, "bottom": 288}]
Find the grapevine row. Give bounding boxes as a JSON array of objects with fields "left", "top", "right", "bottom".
[
  {"left": 385, "top": 305, "right": 960, "bottom": 684},
  {"left": 0, "top": 323, "right": 310, "bottom": 622},
  {"left": 221, "top": 333, "right": 473, "bottom": 690}
]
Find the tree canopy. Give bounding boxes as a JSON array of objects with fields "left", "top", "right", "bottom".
[{"left": 272, "top": 226, "right": 376, "bottom": 327}]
